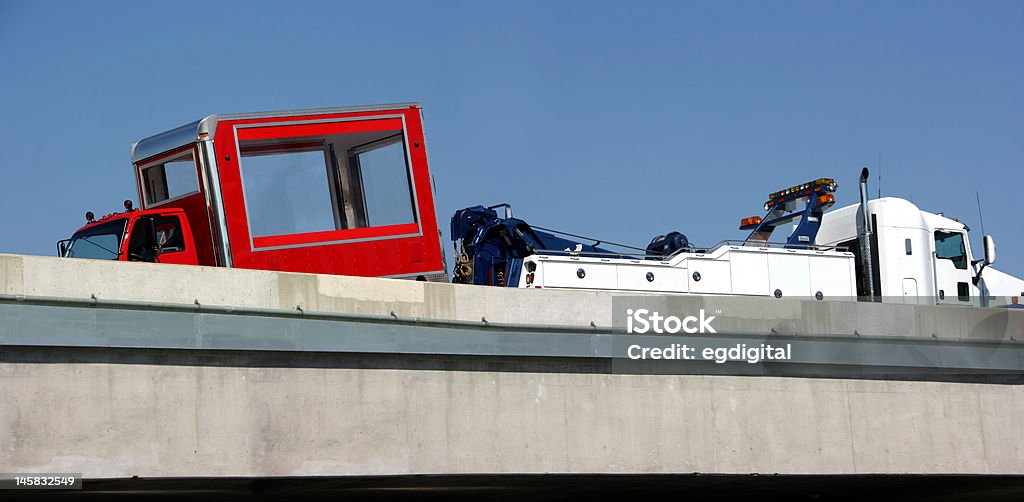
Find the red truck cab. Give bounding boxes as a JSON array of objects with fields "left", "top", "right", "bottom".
[
  {"left": 59, "top": 204, "right": 199, "bottom": 265},
  {"left": 61, "top": 103, "right": 448, "bottom": 281}
]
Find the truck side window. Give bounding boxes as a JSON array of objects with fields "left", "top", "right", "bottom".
[
  {"left": 154, "top": 217, "right": 185, "bottom": 253},
  {"left": 127, "top": 216, "right": 184, "bottom": 260},
  {"left": 240, "top": 142, "right": 336, "bottom": 237},
  {"left": 239, "top": 129, "right": 416, "bottom": 238},
  {"left": 127, "top": 219, "right": 156, "bottom": 262},
  {"left": 350, "top": 137, "right": 415, "bottom": 228},
  {"left": 934, "top": 231, "right": 967, "bottom": 270},
  {"left": 140, "top": 150, "right": 200, "bottom": 205}
]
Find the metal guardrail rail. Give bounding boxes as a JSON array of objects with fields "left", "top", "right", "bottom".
[{"left": 0, "top": 294, "right": 1021, "bottom": 380}]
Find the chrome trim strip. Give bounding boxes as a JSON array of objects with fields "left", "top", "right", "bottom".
[
  {"left": 252, "top": 232, "right": 423, "bottom": 252},
  {"left": 418, "top": 107, "right": 448, "bottom": 270},
  {"left": 231, "top": 114, "right": 404, "bottom": 130},
  {"left": 199, "top": 139, "right": 233, "bottom": 267},
  {"left": 233, "top": 128, "right": 255, "bottom": 253},
  {"left": 144, "top": 190, "right": 201, "bottom": 209},
  {"left": 381, "top": 270, "right": 449, "bottom": 280},
  {"left": 233, "top": 115, "right": 424, "bottom": 253},
  {"left": 131, "top": 118, "right": 207, "bottom": 164},
  {"left": 401, "top": 114, "right": 424, "bottom": 234},
  {"left": 217, "top": 102, "right": 421, "bottom": 122},
  {"left": 133, "top": 166, "right": 144, "bottom": 213},
  {"left": 131, "top": 103, "right": 421, "bottom": 164},
  {"left": 194, "top": 142, "right": 220, "bottom": 266}
]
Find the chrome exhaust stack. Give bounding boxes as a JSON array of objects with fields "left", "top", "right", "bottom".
[{"left": 858, "top": 167, "right": 876, "bottom": 302}]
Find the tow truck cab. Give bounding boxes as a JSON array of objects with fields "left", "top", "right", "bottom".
[
  {"left": 61, "top": 103, "right": 448, "bottom": 281},
  {"left": 815, "top": 197, "right": 1024, "bottom": 306}
]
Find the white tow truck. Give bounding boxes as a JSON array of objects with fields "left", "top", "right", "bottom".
[{"left": 451, "top": 169, "right": 1024, "bottom": 307}]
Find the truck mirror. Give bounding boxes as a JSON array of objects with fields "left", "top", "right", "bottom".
[
  {"left": 984, "top": 235, "right": 996, "bottom": 266},
  {"left": 57, "top": 239, "right": 69, "bottom": 257}
]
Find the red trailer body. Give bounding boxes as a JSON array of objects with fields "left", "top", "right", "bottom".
[{"left": 64, "top": 103, "right": 447, "bottom": 280}]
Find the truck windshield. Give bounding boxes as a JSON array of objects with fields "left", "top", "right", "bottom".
[{"left": 66, "top": 220, "right": 126, "bottom": 260}]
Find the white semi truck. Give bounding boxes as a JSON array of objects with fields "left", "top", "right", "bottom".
[{"left": 452, "top": 169, "right": 1024, "bottom": 307}]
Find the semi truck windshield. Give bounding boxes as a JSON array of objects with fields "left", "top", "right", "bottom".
[{"left": 66, "top": 220, "right": 126, "bottom": 260}]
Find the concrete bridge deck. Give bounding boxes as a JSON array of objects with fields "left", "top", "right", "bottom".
[{"left": 0, "top": 254, "right": 1022, "bottom": 497}]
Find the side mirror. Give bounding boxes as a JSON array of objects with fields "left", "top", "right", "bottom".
[
  {"left": 984, "top": 235, "right": 996, "bottom": 266},
  {"left": 57, "top": 239, "right": 69, "bottom": 257}
]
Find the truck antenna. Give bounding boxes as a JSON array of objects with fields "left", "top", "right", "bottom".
[
  {"left": 877, "top": 153, "right": 881, "bottom": 199},
  {"left": 976, "top": 191, "right": 987, "bottom": 236}
]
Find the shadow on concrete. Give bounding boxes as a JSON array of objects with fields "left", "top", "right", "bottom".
[
  {"left": 1, "top": 474, "right": 1023, "bottom": 501},
  {"left": 3, "top": 345, "right": 1021, "bottom": 384}
]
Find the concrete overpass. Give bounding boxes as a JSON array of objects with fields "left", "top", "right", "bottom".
[{"left": 1, "top": 254, "right": 1022, "bottom": 498}]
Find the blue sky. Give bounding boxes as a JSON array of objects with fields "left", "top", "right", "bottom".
[{"left": 1, "top": 0, "right": 1021, "bottom": 278}]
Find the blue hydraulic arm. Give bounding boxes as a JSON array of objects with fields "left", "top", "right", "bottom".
[{"left": 740, "top": 178, "right": 838, "bottom": 248}]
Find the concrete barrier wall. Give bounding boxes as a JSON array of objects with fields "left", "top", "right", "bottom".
[
  {"left": 1, "top": 254, "right": 1019, "bottom": 340},
  {"left": 1, "top": 350, "right": 1021, "bottom": 477}
]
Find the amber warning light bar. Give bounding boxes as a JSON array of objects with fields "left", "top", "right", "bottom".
[{"left": 764, "top": 178, "right": 837, "bottom": 211}]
